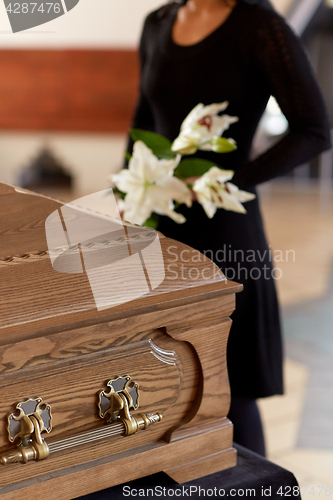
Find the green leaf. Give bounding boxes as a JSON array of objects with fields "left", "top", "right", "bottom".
[
  {"left": 175, "top": 158, "right": 221, "bottom": 178},
  {"left": 130, "top": 129, "right": 175, "bottom": 159},
  {"left": 125, "top": 151, "right": 132, "bottom": 162},
  {"left": 111, "top": 187, "right": 126, "bottom": 199},
  {"left": 143, "top": 213, "right": 160, "bottom": 229},
  {"left": 210, "top": 137, "right": 237, "bottom": 153}
]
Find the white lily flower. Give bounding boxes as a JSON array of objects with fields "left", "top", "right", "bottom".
[
  {"left": 110, "top": 141, "right": 192, "bottom": 225},
  {"left": 171, "top": 102, "right": 239, "bottom": 155},
  {"left": 192, "top": 166, "right": 256, "bottom": 218},
  {"left": 171, "top": 131, "right": 202, "bottom": 156}
]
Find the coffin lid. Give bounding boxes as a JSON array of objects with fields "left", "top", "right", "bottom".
[{"left": 0, "top": 183, "right": 240, "bottom": 339}]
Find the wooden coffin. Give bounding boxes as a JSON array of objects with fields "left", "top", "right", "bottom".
[{"left": 0, "top": 182, "right": 242, "bottom": 499}]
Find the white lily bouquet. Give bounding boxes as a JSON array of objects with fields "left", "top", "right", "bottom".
[{"left": 110, "top": 102, "right": 255, "bottom": 228}]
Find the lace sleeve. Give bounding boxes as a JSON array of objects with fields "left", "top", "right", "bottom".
[{"left": 232, "top": 9, "right": 331, "bottom": 189}]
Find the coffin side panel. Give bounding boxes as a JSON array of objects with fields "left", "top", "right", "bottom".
[
  {"left": 0, "top": 328, "right": 200, "bottom": 488},
  {"left": 0, "top": 419, "right": 233, "bottom": 498}
]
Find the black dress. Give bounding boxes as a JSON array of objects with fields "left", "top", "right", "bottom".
[{"left": 128, "top": 0, "right": 331, "bottom": 398}]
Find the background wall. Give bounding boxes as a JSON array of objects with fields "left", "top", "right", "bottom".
[
  {"left": 0, "top": 0, "right": 296, "bottom": 193},
  {"left": 0, "top": 0, "right": 166, "bottom": 191},
  {"left": 0, "top": 0, "right": 164, "bottom": 48}
]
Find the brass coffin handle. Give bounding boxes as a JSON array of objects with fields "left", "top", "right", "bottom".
[{"left": 0, "top": 376, "right": 162, "bottom": 466}]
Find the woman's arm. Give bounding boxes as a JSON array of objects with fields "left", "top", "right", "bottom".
[{"left": 232, "top": 9, "right": 331, "bottom": 189}]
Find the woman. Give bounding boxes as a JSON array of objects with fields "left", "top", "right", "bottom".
[{"left": 127, "top": 0, "right": 331, "bottom": 455}]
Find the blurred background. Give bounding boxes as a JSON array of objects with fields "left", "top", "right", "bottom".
[{"left": 0, "top": 0, "right": 332, "bottom": 495}]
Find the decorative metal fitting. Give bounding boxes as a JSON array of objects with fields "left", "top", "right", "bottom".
[
  {"left": 1, "top": 397, "right": 52, "bottom": 465},
  {"left": 98, "top": 375, "right": 162, "bottom": 436},
  {"left": 1, "top": 376, "right": 162, "bottom": 466}
]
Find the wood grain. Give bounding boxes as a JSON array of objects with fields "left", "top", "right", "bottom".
[
  {"left": 0, "top": 186, "right": 62, "bottom": 258},
  {"left": 0, "top": 183, "right": 242, "bottom": 341},
  {"left": 167, "top": 318, "right": 233, "bottom": 438},
  {"left": 0, "top": 183, "right": 242, "bottom": 494},
  {"left": 164, "top": 447, "right": 237, "bottom": 483},
  {"left": 0, "top": 337, "right": 181, "bottom": 448},
  {"left": 0, "top": 420, "right": 233, "bottom": 498}
]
